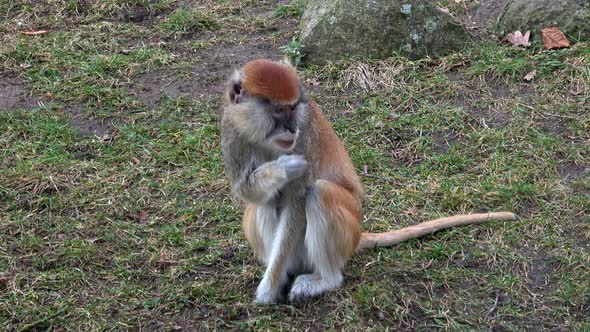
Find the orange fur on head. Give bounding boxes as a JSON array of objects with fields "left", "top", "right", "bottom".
[{"left": 241, "top": 59, "right": 301, "bottom": 104}]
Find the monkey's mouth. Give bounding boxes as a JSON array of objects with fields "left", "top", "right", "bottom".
[{"left": 275, "top": 138, "right": 295, "bottom": 149}]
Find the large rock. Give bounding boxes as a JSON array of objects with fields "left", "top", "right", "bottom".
[
  {"left": 299, "top": 0, "right": 470, "bottom": 65},
  {"left": 496, "top": 0, "right": 590, "bottom": 41}
]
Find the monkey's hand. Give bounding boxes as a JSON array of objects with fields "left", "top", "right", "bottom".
[
  {"left": 233, "top": 155, "right": 307, "bottom": 204},
  {"left": 277, "top": 154, "right": 307, "bottom": 181}
]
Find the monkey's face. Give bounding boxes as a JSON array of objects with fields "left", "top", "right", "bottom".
[
  {"left": 225, "top": 60, "right": 306, "bottom": 153},
  {"left": 263, "top": 99, "right": 305, "bottom": 151},
  {"left": 227, "top": 86, "right": 305, "bottom": 152}
]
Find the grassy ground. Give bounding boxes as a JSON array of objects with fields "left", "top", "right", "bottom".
[{"left": 0, "top": 0, "right": 588, "bottom": 330}]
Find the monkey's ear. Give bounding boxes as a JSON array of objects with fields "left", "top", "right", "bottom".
[{"left": 228, "top": 70, "right": 244, "bottom": 104}]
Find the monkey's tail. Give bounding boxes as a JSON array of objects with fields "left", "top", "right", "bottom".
[{"left": 356, "top": 212, "right": 517, "bottom": 251}]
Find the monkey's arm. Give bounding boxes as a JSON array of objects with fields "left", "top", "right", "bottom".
[
  {"left": 357, "top": 212, "right": 516, "bottom": 250},
  {"left": 231, "top": 155, "right": 307, "bottom": 205}
]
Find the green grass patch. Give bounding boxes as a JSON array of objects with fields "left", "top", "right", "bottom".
[
  {"left": 275, "top": 0, "right": 307, "bottom": 18},
  {"left": 160, "top": 8, "right": 220, "bottom": 35}
]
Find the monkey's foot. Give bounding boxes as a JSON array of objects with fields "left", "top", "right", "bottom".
[
  {"left": 288, "top": 273, "right": 343, "bottom": 302},
  {"left": 254, "top": 279, "right": 284, "bottom": 304},
  {"left": 254, "top": 289, "right": 280, "bottom": 305}
]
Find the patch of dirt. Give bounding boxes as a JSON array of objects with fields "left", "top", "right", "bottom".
[
  {"left": 538, "top": 118, "right": 567, "bottom": 134},
  {"left": 0, "top": 76, "right": 39, "bottom": 110},
  {"left": 68, "top": 144, "right": 98, "bottom": 160},
  {"left": 528, "top": 252, "right": 559, "bottom": 292},
  {"left": 117, "top": 5, "right": 152, "bottom": 23},
  {"left": 446, "top": 75, "right": 522, "bottom": 128},
  {"left": 433, "top": 130, "right": 463, "bottom": 154},
  {"left": 557, "top": 162, "right": 588, "bottom": 180},
  {"left": 468, "top": 107, "right": 512, "bottom": 128},
  {"left": 132, "top": 69, "right": 196, "bottom": 107},
  {"left": 463, "top": 0, "right": 512, "bottom": 38},
  {"left": 131, "top": 39, "right": 286, "bottom": 107},
  {"left": 514, "top": 197, "right": 541, "bottom": 216},
  {"left": 562, "top": 217, "right": 590, "bottom": 252},
  {"left": 106, "top": 1, "right": 172, "bottom": 25},
  {"left": 66, "top": 107, "right": 112, "bottom": 136},
  {"left": 488, "top": 82, "right": 513, "bottom": 100},
  {"left": 131, "top": 7, "right": 298, "bottom": 109}
]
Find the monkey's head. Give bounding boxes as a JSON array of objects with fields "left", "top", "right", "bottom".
[{"left": 224, "top": 59, "right": 307, "bottom": 152}]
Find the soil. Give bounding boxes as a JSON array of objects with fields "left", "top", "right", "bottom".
[
  {"left": 0, "top": 75, "right": 39, "bottom": 110},
  {"left": 557, "top": 161, "right": 588, "bottom": 180},
  {"left": 107, "top": 0, "right": 174, "bottom": 25},
  {"left": 563, "top": 217, "right": 590, "bottom": 252},
  {"left": 433, "top": 130, "right": 462, "bottom": 154},
  {"left": 131, "top": 15, "right": 298, "bottom": 109},
  {"left": 447, "top": 76, "right": 515, "bottom": 128},
  {"left": 117, "top": 4, "right": 152, "bottom": 23},
  {"left": 468, "top": 107, "right": 513, "bottom": 128},
  {"left": 131, "top": 39, "right": 279, "bottom": 108},
  {"left": 538, "top": 118, "right": 568, "bottom": 134},
  {"left": 66, "top": 106, "right": 112, "bottom": 136},
  {"left": 446, "top": 69, "right": 556, "bottom": 134},
  {"left": 527, "top": 250, "right": 559, "bottom": 291}
]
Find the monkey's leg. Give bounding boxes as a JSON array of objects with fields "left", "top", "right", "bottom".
[
  {"left": 253, "top": 203, "right": 306, "bottom": 304},
  {"left": 289, "top": 180, "right": 361, "bottom": 301},
  {"left": 243, "top": 204, "right": 277, "bottom": 264}
]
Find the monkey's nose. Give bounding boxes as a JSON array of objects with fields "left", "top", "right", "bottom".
[{"left": 284, "top": 122, "right": 296, "bottom": 133}]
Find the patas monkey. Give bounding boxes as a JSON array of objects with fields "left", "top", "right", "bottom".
[{"left": 221, "top": 59, "right": 516, "bottom": 304}]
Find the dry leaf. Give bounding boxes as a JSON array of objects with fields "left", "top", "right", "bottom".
[
  {"left": 307, "top": 77, "right": 321, "bottom": 86},
  {"left": 100, "top": 130, "right": 119, "bottom": 144},
  {"left": 20, "top": 30, "right": 49, "bottom": 36},
  {"left": 523, "top": 70, "right": 536, "bottom": 82},
  {"left": 569, "top": 83, "right": 583, "bottom": 96},
  {"left": 136, "top": 209, "right": 149, "bottom": 223},
  {"left": 101, "top": 134, "right": 113, "bottom": 144},
  {"left": 504, "top": 30, "right": 531, "bottom": 48},
  {"left": 541, "top": 26, "right": 570, "bottom": 49},
  {"left": 404, "top": 207, "right": 417, "bottom": 215},
  {"left": 0, "top": 274, "right": 9, "bottom": 289},
  {"left": 448, "top": 59, "right": 470, "bottom": 70},
  {"left": 158, "top": 248, "right": 178, "bottom": 269}
]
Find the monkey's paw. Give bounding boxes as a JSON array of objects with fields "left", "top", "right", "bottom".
[
  {"left": 254, "top": 284, "right": 281, "bottom": 305},
  {"left": 289, "top": 273, "right": 343, "bottom": 302},
  {"left": 277, "top": 154, "right": 307, "bottom": 180},
  {"left": 288, "top": 274, "right": 321, "bottom": 302}
]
